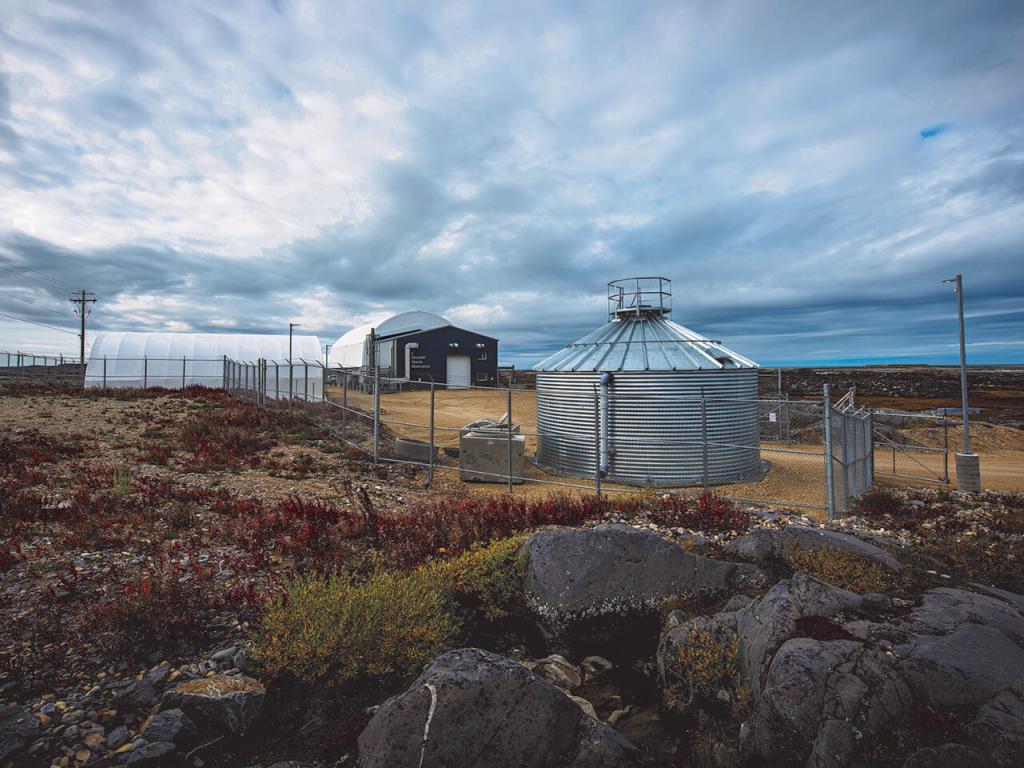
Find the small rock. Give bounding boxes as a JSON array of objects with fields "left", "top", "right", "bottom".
[
  {"left": 209, "top": 648, "right": 237, "bottom": 663},
  {"left": 581, "top": 656, "right": 614, "bottom": 679},
  {"left": 568, "top": 695, "right": 598, "bottom": 720},
  {"left": 124, "top": 741, "right": 176, "bottom": 767},
  {"left": 161, "top": 675, "right": 264, "bottom": 736},
  {"left": 106, "top": 726, "right": 130, "bottom": 751},
  {"left": 140, "top": 709, "right": 196, "bottom": 746},
  {"left": 607, "top": 706, "right": 631, "bottom": 725},
  {"left": 535, "top": 655, "right": 583, "bottom": 690},
  {"left": 83, "top": 732, "right": 104, "bottom": 750},
  {"left": 110, "top": 680, "right": 158, "bottom": 714}
]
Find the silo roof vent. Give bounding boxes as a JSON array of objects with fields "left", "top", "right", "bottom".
[{"left": 534, "top": 276, "right": 758, "bottom": 372}]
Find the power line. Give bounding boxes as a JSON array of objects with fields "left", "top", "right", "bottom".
[
  {"left": 0, "top": 289, "right": 72, "bottom": 319},
  {"left": 0, "top": 254, "right": 77, "bottom": 294},
  {"left": 0, "top": 310, "right": 80, "bottom": 336}
]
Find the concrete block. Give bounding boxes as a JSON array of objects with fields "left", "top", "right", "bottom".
[
  {"left": 459, "top": 419, "right": 521, "bottom": 438},
  {"left": 460, "top": 431, "right": 525, "bottom": 484},
  {"left": 395, "top": 437, "right": 438, "bottom": 463}
]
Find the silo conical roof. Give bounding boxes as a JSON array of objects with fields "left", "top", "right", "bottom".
[{"left": 534, "top": 314, "right": 758, "bottom": 372}]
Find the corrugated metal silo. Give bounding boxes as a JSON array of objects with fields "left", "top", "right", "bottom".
[{"left": 533, "top": 277, "right": 761, "bottom": 486}]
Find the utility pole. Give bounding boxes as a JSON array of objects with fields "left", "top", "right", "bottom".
[
  {"left": 69, "top": 290, "right": 97, "bottom": 363},
  {"left": 942, "top": 274, "right": 980, "bottom": 492}
]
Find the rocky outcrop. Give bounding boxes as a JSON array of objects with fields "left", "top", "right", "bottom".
[
  {"left": 357, "top": 647, "right": 637, "bottom": 768},
  {"left": 160, "top": 674, "right": 265, "bottom": 736},
  {"left": 659, "top": 575, "right": 1024, "bottom": 767},
  {"left": 523, "top": 524, "right": 763, "bottom": 650},
  {"left": 723, "top": 525, "right": 903, "bottom": 573}
]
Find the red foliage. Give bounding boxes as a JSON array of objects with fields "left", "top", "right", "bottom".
[
  {"left": 375, "top": 493, "right": 608, "bottom": 565},
  {"left": 89, "top": 554, "right": 218, "bottom": 656},
  {"left": 647, "top": 492, "right": 750, "bottom": 533},
  {"left": 912, "top": 707, "right": 958, "bottom": 736}
]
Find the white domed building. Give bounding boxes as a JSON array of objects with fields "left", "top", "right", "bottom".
[{"left": 328, "top": 310, "right": 499, "bottom": 387}]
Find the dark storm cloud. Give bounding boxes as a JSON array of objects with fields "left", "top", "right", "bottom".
[{"left": 1, "top": 0, "right": 1023, "bottom": 363}]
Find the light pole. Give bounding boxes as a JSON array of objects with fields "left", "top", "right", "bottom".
[
  {"left": 289, "top": 322, "right": 300, "bottom": 405},
  {"left": 942, "top": 274, "right": 980, "bottom": 492}
]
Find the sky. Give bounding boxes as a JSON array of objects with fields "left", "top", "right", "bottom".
[{"left": 1, "top": 0, "right": 1023, "bottom": 368}]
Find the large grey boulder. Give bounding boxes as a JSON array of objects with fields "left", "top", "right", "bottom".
[
  {"left": 523, "top": 525, "right": 763, "bottom": 649},
  {"left": 724, "top": 525, "right": 903, "bottom": 573},
  {"left": 357, "top": 648, "right": 636, "bottom": 768},
  {"left": 966, "top": 688, "right": 1024, "bottom": 767},
  {"left": 741, "top": 637, "right": 913, "bottom": 767},
  {"left": 735, "top": 573, "right": 864, "bottom": 696},
  {"left": 731, "top": 581, "right": 1024, "bottom": 768},
  {"left": 160, "top": 674, "right": 265, "bottom": 736},
  {"left": 0, "top": 704, "right": 41, "bottom": 763}
]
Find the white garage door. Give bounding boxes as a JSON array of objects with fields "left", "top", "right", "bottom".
[{"left": 447, "top": 355, "right": 471, "bottom": 388}]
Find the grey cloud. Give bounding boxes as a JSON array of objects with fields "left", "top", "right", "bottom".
[{"left": 1, "top": 0, "right": 1023, "bottom": 365}]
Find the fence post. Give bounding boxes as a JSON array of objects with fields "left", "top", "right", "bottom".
[
  {"left": 943, "top": 417, "right": 950, "bottom": 483},
  {"left": 103, "top": 356, "right": 107, "bottom": 389},
  {"left": 373, "top": 364, "right": 380, "bottom": 463},
  {"left": 275, "top": 363, "right": 280, "bottom": 400},
  {"left": 823, "top": 384, "right": 836, "bottom": 520},
  {"left": 182, "top": 356, "right": 187, "bottom": 389},
  {"left": 143, "top": 356, "right": 148, "bottom": 389},
  {"left": 342, "top": 370, "right": 348, "bottom": 439},
  {"left": 304, "top": 363, "right": 309, "bottom": 402},
  {"left": 700, "top": 387, "right": 710, "bottom": 491},
  {"left": 428, "top": 380, "right": 435, "bottom": 486},
  {"left": 593, "top": 385, "right": 601, "bottom": 500},
  {"left": 507, "top": 387, "right": 514, "bottom": 494}
]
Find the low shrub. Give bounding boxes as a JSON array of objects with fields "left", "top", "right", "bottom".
[
  {"left": 787, "top": 546, "right": 889, "bottom": 593},
  {"left": 921, "top": 533, "right": 1022, "bottom": 593},
  {"left": 375, "top": 494, "right": 605, "bottom": 565},
  {"left": 854, "top": 487, "right": 907, "bottom": 518},
  {"left": 648, "top": 492, "right": 750, "bottom": 533},
  {"left": 90, "top": 555, "right": 216, "bottom": 657},
  {"left": 666, "top": 626, "right": 751, "bottom": 720},
  {"left": 251, "top": 536, "right": 527, "bottom": 687}
]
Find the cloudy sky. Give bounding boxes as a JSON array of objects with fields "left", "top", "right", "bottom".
[{"left": 1, "top": 0, "right": 1022, "bottom": 367}]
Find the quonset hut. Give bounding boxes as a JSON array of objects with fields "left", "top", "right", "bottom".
[
  {"left": 84, "top": 331, "right": 324, "bottom": 399},
  {"left": 533, "top": 277, "right": 760, "bottom": 486}
]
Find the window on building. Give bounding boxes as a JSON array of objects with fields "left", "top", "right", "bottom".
[
  {"left": 476, "top": 372, "right": 488, "bottom": 382},
  {"left": 478, "top": 352, "right": 487, "bottom": 361}
]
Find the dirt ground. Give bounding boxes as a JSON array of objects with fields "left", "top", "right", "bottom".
[{"left": 327, "top": 385, "right": 1024, "bottom": 510}]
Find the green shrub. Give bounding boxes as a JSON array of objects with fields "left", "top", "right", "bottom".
[
  {"left": 251, "top": 536, "right": 527, "bottom": 687},
  {"left": 666, "top": 626, "right": 751, "bottom": 720},
  {"left": 787, "top": 546, "right": 889, "bottom": 593}
]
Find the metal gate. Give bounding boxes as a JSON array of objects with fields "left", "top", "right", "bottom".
[
  {"left": 826, "top": 389, "right": 874, "bottom": 518},
  {"left": 872, "top": 410, "right": 951, "bottom": 485}
]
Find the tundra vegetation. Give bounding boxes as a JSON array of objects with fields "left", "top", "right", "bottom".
[{"left": 1, "top": 385, "right": 1022, "bottom": 768}]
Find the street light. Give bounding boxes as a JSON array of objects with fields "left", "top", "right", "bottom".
[
  {"left": 289, "top": 322, "right": 300, "bottom": 405},
  {"left": 942, "top": 274, "right": 980, "bottom": 492}
]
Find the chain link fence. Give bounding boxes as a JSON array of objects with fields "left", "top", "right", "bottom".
[{"left": 3, "top": 349, "right": 973, "bottom": 517}]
